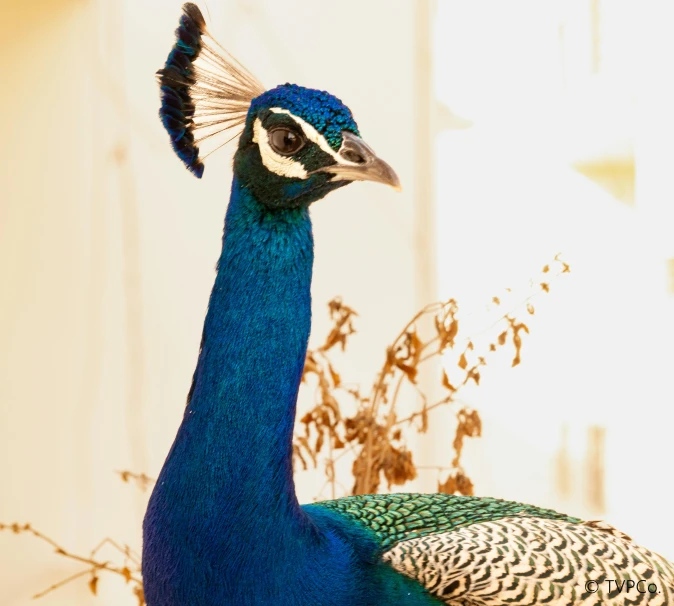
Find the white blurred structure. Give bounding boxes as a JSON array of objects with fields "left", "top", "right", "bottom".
[{"left": 434, "top": 0, "right": 674, "bottom": 560}]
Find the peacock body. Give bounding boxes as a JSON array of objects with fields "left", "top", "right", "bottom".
[{"left": 142, "top": 5, "right": 674, "bottom": 605}]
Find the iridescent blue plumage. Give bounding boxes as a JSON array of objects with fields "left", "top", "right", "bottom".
[
  {"left": 142, "top": 178, "right": 442, "bottom": 605},
  {"left": 250, "top": 84, "right": 360, "bottom": 150}
]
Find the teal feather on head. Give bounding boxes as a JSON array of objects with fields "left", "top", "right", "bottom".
[{"left": 249, "top": 84, "right": 360, "bottom": 151}]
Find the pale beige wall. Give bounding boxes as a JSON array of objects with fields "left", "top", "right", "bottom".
[
  {"left": 0, "top": 1, "right": 425, "bottom": 604},
  {"left": 433, "top": 0, "right": 674, "bottom": 562}
]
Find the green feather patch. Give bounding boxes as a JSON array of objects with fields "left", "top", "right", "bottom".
[{"left": 315, "top": 493, "right": 581, "bottom": 549}]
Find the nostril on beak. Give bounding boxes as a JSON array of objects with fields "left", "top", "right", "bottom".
[{"left": 341, "top": 149, "right": 366, "bottom": 164}]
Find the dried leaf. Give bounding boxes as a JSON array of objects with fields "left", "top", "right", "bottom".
[
  {"left": 509, "top": 320, "right": 529, "bottom": 367},
  {"left": 452, "top": 408, "right": 482, "bottom": 467},
  {"left": 458, "top": 353, "right": 468, "bottom": 370},
  {"left": 89, "top": 575, "right": 99, "bottom": 596},
  {"left": 134, "top": 586, "right": 146, "bottom": 606},
  {"left": 438, "top": 470, "right": 475, "bottom": 496},
  {"left": 321, "top": 298, "right": 358, "bottom": 352},
  {"left": 302, "top": 352, "right": 319, "bottom": 381},
  {"left": 292, "top": 444, "right": 308, "bottom": 471},
  {"left": 327, "top": 363, "right": 341, "bottom": 388},
  {"left": 315, "top": 431, "right": 325, "bottom": 455},
  {"left": 396, "top": 362, "right": 418, "bottom": 383},
  {"left": 442, "top": 370, "right": 457, "bottom": 393},
  {"left": 296, "top": 436, "right": 317, "bottom": 467},
  {"left": 435, "top": 301, "right": 459, "bottom": 351},
  {"left": 382, "top": 446, "right": 417, "bottom": 488},
  {"left": 420, "top": 404, "right": 428, "bottom": 433}
]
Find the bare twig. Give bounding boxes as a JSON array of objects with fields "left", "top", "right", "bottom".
[{"left": 0, "top": 523, "right": 143, "bottom": 602}]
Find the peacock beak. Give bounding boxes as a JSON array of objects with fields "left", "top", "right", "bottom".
[{"left": 312, "top": 131, "right": 402, "bottom": 191}]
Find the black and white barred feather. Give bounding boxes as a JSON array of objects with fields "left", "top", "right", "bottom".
[{"left": 383, "top": 516, "right": 674, "bottom": 605}]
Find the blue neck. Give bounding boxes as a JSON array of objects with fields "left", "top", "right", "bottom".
[
  {"left": 143, "top": 178, "right": 445, "bottom": 606},
  {"left": 153, "top": 178, "right": 312, "bottom": 531}
]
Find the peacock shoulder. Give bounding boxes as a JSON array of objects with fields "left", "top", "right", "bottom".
[
  {"left": 310, "top": 492, "right": 580, "bottom": 550},
  {"left": 310, "top": 493, "right": 674, "bottom": 605}
]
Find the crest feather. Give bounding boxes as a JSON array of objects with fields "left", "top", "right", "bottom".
[{"left": 157, "top": 3, "right": 265, "bottom": 178}]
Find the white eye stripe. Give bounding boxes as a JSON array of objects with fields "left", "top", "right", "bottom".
[
  {"left": 252, "top": 108, "right": 358, "bottom": 180},
  {"left": 268, "top": 108, "right": 341, "bottom": 162},
  {"left": 252, "top": 117, "right": 308, "bottom": 179}
]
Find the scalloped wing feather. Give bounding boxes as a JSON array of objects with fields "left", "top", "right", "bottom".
[{"left": 382, "top": 516, "right": 674, "bottom": 605}]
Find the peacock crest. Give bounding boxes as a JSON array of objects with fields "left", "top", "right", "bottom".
[{"left": 157, "top": 3, "right": 265, "bottom": 177}]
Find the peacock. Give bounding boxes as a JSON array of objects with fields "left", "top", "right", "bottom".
[{"left": 142, "top": 4, "right": 674, "bottom": 605}]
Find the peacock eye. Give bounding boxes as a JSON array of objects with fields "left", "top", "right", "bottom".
[{"left": 268, "top": 127, "right": 305, "bottom": 155}]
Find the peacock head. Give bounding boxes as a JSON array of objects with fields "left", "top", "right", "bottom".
[
  {"left": 235, "top": 84, "right": 400, "bottom": 208},
  {"left": 157, "top": 3, "right": 400, "bottom": 208}
]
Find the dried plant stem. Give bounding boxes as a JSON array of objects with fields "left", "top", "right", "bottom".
[
  {"left": 358, "top": 303, "right": 443, "bottom": 494},
  {"left": 89, "top": 536, "right": 142, "bottom": 566},
  {"left": 33, "top": 568, "right": 94, "bottom": 599},
  {"left": 327, "top": 432, "right": 336, "bottom": 500},
  {"left": 116, "top": 470, "right": 155, "bottom": 491},
  {"left": 0, "top": 523, "right": 143, "bottom": 602},
  {"left": 394, "top": 395, "right": 455, "bottom": 427}
]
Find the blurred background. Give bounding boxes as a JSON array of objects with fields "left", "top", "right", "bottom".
[{"left": 1, "top": 0, "right": 673, "bottom": 604}]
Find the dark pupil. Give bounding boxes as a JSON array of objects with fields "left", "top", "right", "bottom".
[{"left": 271, "top": 129, "right": 301, "bottom": 154}]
